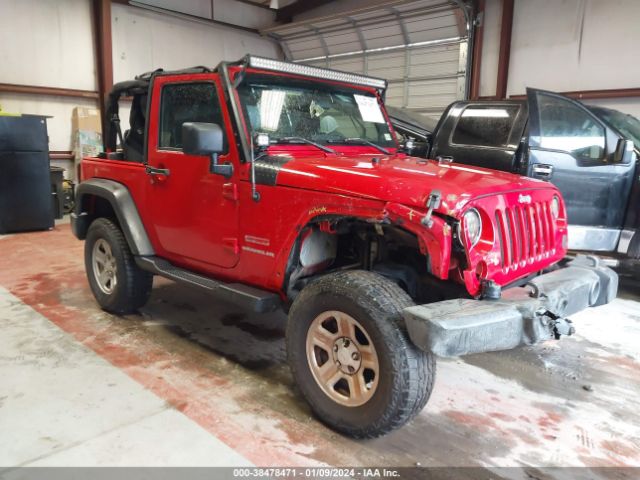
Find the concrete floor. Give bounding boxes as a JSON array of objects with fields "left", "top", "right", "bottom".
[{"left": 1, "top": 222, "right": 639, "bottom": 473}]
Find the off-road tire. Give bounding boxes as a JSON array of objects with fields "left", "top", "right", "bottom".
[
  {"left": 286, "top": 270, "right": 435, "bottom": 438},
  {"left": 85, "top": 218, "right": 153, "bottom": 314}
]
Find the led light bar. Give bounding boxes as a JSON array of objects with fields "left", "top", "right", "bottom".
[{"left": 247, "top": 56, "right": 387, "bottom": 90}]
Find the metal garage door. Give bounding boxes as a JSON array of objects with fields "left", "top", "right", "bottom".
[{"left": 262, "top": 0, "right": 474, "bottom": 123}]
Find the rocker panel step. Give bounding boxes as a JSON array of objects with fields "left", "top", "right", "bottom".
[{"left": 135, "top": 256, "right": 281, "bottom": 313}]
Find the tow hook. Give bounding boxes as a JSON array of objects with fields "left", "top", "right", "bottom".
[
  {"left": 481, "top": 279, "right": 501, "bottom": 300},
  {"left": 536, "top": 308, "right": 575, "bottom": 339}
]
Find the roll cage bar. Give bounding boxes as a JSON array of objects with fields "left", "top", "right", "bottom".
[{"left": 102, "top": 55, "right": 388, "bottom": 164}]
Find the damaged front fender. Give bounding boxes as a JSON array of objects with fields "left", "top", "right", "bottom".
[{"left": 384, "top": 202, "right": 452, "bottom": 279}]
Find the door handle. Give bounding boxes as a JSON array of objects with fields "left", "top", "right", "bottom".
[
  {"left": 532, "top": 164, "right": 553, "bottom": 179},
  {"left": 145, "top": 166, "right": 170, "bottom": 177}
]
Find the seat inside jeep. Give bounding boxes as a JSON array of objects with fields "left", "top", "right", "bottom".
[{"left": 102, "top": 78, "right": 151, "bottom": 163}]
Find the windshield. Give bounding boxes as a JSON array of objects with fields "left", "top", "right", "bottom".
[
  {"left": 236, "top": 74, "right": 396, "bottom": 148},
  {"left": 592, "top": 107, "right": 640, "bottom": 147}
]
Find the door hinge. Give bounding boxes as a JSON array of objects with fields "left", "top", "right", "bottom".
[
  {"left": 421, "top": 190, "right": 442, "bottom": 228},
  {"left": 222, "top": 237, "right": 239, "bottom": 254},
  {"left": 223, "top": 182, "right": 238, "bottom": 201}
]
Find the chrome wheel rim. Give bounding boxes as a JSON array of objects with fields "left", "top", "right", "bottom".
[
  {"left": 306, "top": 310, "right": 379, "bottom": 407},
  {"left": 92, "top": 239, "right": 117, "bottom": 295}
]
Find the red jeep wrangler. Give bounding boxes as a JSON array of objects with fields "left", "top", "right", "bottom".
[{"left": 72, "top": 56, "right": 617, "bottom": 437}]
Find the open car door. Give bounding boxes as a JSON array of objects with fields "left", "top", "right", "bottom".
[
  {"left": 526, "top": 87, "right": 636, "bottom": 251},
  {"left": 429, "top": 101, "right": 528, "bottom": 173}
]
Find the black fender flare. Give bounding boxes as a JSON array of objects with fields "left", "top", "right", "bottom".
[{"left": 71, "top": 178, "right": 154, "bottom": 256}]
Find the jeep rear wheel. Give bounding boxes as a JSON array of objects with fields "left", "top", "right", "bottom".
[
  {"left": 286, "top": 270, "right": 435, "bottom": 438},
  {"left": 85, "top": 218, "right": 153, "bottom": 314}
]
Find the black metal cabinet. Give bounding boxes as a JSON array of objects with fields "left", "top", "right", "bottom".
[{"left": 0, "top": 115, "right": 53, "bottom": 233}]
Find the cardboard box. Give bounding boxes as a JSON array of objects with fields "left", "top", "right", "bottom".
[
  {"left": 72, "top": 107, "right": 103, "bottom": 181},
  {"left": 72, "top": 106, "right": 102, "bottom": 133}
]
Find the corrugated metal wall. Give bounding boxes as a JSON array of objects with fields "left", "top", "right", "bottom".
[{"left": 263, "top": 0, "right": 473, "bottom": 123}]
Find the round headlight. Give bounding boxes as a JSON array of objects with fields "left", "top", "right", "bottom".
[
  {"left": 463, "top": 208, "right": 482, "bottom": 247},
  {"left": 551, "top": 195, "right": 560, "bottom": 219}
]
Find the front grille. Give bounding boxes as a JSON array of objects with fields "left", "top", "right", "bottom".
[{"left": 495, "top": 200, "right": 555, "bottom": 269}]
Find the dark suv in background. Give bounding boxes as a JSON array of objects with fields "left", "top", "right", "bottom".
[{"left": 393, "top": 88, "right": 640, "bottom": 273}]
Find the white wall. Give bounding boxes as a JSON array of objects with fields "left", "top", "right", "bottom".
[
  {"left": 111, "top": 3, "right": 281, "bottom": 135},
  {"left": 478, "top": 0, "right": 501, "bottom": 98},
  {"left": 111, "top": 3, "right": 280, "bottom": 83},
  {"left": 0, "top": 0, "right": 97, "bottom": 155},
  {"left": 0, "top": 0, "right": 96, "bottom": 90},
  {"left": 479, "top": 0, "right": 640, "bottom": 117},
  {"left": 0, "top": 0, "right": 280, "bottom": 167}
]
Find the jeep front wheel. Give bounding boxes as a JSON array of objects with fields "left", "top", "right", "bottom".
[
  {"left": 286, "top": 270, "right": 435, "bottom": 438},
  {"left": 85, "top": 218, "right": 153, "bottom": 314}
]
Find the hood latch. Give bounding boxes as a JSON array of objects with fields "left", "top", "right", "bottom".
[{"left": 421, "top": 190, "right": 442, "bottom": 228}]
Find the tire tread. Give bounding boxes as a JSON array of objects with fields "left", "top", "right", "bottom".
[
  {"left": 287, "top": 270, "right": 435, "bottom": 438},
  {"left": 85, "top": 218, "right": 153, "bottom": 314}
]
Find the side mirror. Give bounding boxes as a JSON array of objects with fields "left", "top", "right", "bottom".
[
  {"left": 402, "top": 138, "right": 430, "bottom": 158},
  {"left": 182, "top": 122, "right": 232, "bottom": 177},
  {"left": 403, "top": 138, "right": 416, "bottom": 155},
  {"left": 613, "top": 138, "right": 635, "bottom": 165}
]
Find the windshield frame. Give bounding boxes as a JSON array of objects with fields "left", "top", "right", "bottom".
[{"left": 230, "top": 67, "right": 398, "bottom": 158}]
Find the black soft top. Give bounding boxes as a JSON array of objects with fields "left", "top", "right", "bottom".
[{"left": 104, "top": 66, "right": 212, "bottom": 161}]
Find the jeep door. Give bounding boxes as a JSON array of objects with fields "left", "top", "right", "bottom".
[
  {"left": 145, "top": 74, "right": 240, "bottom": 269},
  {"left": 526, "top": 88, "right": 635, "bottom": 251},
  {"left": 429, "top": 101, "right": 528, "bottom": 173}
]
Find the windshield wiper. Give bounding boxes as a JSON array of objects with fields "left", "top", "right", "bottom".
[
  {"left": 273, "top": 136, "right": 336, "bottom": 154},
  {"left": 329, "top": 137, "right": 390, "bottom": 155}
]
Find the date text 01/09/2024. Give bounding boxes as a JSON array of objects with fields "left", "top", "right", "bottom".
[{"left": 232, "top": 468, "right": 401, "bottom": 478}]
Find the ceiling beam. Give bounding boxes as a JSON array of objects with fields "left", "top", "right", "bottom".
[
  {"left": 469, "top": 0, "right": 485, "bottom": 100},
  {"left": 495, "top": 0, "right": 514, "bottom": 99},
  {"left": 0, "top": 83, "right": 99, "bottom": 100},
  {"left": 92, "top": 0, "right": 114, "bottom": 136},
  {"left": 276, "top": 0, "right": 338, "bottom": 23},
  {"left": 115, "top": 0, "right": 263, "bottom": 34}
]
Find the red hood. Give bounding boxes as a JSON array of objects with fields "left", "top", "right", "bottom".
[{"left": 272, "top": 152, "right": 556, "bottom": 217}]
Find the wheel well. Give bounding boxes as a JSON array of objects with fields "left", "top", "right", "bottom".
[
  {"left": 72, "top": 179, "right": 154, "bottom": 256},
  {"left": 284, "top": 217, "right": 465, "bottom": 304},
  {"left": 78, "top": 194, "right": 121, "bottom": 230}
]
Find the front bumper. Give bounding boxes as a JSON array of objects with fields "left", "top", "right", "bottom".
[{"left": 403, "top": 256, "right": 618, "bottom": 357}]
